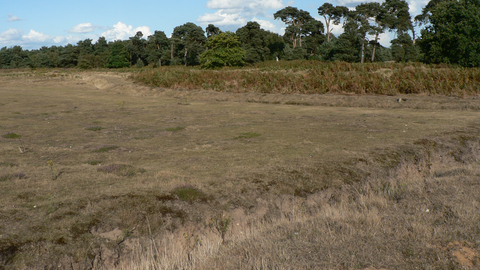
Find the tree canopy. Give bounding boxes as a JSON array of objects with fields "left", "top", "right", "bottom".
[{"left": 1, "top": 1, "right": 478, "bottom": 69}]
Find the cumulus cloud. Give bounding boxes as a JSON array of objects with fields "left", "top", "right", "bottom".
[
  {"left": 0, "top": 29, "right": 23, "bottom": 44},
  {"left": 7, "top": 14, "right": 23, "bottom": 22},
  {"left": 198, "top": 0, "right": 286, "bottom": 31},
  {"left": 69, "top": 23, "right": 100, "bottom": 33},
  {"left": 252, "top": 18, "right": 277, "bottom": 32},
  {"left": 100, "top": 22, "right": 152, "bottom": 41},
  {"left": 23, "top": 30, "right": 53, "bottom": 43},
  {"left": 0, "top": 28, "right": 67, "bottom": 49},
  {"left": 197, "top": 10, "right": 247, "bottom": 27}
]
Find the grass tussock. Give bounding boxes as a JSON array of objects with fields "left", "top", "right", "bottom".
[
  {"left": 132, "top": 61, "right": 480, "bottom": 96},
  {"left": 120, "top": 132, "right": 480, "bottom": 270}
]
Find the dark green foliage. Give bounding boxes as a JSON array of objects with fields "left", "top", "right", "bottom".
[
  {"left": 107, "top": 41, "right": 130, "bottom": 68},
  {"left": 171, "top": 22, "right": 206, "bottom": 66},
  {"left": 200, "top": 32, "right": 246, "bottom": 69},
  {"left": 146, "top": 31, "right": 170, "bottom": 66},
  {"left": 418, "top": 0, "right": 480, "bottom": 67},
  {"left": 236, "top": 22, "right": 271, "bottom": 63}
]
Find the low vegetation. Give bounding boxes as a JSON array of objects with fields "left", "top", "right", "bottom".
[
  {"left": 132, "top": 61, "right": 480, "bottom": 96},
  {"left": 0, "top": 69, "right": 479, "bottom": 269}
]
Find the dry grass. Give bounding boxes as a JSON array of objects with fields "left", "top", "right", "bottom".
[
  {"left": 132, "top": 61, "right": 480, "bottom": 97},
  {"left": 0, "top": 69, "right": 479, "bottom": 269}
]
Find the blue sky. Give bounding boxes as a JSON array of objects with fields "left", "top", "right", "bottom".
[{"left": 1, "top": 0, "right": 428, "bottom": 50}]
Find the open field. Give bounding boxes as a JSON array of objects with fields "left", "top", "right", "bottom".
[{"left": 0, "top": 68, "right": 479, "bottom": 269}]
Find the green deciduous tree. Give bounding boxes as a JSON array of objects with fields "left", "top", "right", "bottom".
[
  {"left": 199, "top": 32, "right": 246, "bottom": 69},
  {"left": 418, "top": 0, "right": 480, "bottom": 67}
]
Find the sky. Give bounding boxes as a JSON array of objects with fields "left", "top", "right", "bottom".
[{"left": 1, "top": 0, "right": 429, "bottom": 50}]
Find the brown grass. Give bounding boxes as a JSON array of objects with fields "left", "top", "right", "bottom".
[
  {"left": 132, "top": 61, "right": 480, "bottom": 97},
  {"left": 0, "top": 69, "right": 479, "bottom": 269}
]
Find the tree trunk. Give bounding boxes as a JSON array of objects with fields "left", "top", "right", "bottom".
[
  {"left": 184, "top": 48, "right": 188, "bottom": 67},
  {"left": 325, "top": 19, "right": 331, "bottom": 43},
  {"left": 361, "top": 41, "right": 365, "bottom": 63},
  {"left": 371, "top": 32, "right": 379, "bottom": 62}
]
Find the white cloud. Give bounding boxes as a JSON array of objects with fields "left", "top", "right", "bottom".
[
  {"left": 0, "top": 29, "right": 23, "bottom": 44},
  {"left": 100, "top": 22, "right": 152, "bottom": 41},
  {"left": 7, "top": 14, "right": 23, "bottom": 22},
  {"left": 197, "top": 10, "right": 247, "bottom": 27},
  {"left": 23, "top": 30, "right": 54, "bottom": 43},
  {"left": 69, "top": 23, "right": 99, "bottom": 33},
  {"left": 252, "top": 18, "right": 277, "bottom": 32},
  {"left": 198, "top": 0, "right": 286, "bottom": 31}
]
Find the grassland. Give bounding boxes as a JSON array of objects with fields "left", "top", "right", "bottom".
[{"left": 0, "top": 65, "right": 479, "bottom": 269}]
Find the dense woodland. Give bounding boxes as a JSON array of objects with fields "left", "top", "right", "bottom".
[{"left": 1, "top": 0, "right": 479, "bottom": 69}]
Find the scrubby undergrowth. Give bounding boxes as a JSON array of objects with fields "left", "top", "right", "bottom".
[{"left": 132, "top": 61, "right": 480, "bottom": 96}]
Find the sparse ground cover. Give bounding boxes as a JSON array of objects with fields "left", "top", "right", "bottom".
[{"left": 0, "top": 67, "right": 479, "bottom": 269}]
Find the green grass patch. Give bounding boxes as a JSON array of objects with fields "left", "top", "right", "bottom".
[
  {"left": 85, "top": 160, "right": 102, "bottom": 165},
  {"left": 166, "top": 126, "right": 185, "bottom": 132},
  {"left": 235, "top": 132, "right": 261, "bottom": 139},
  {"left": 2, "top": 132, "right": 22, "bottom": 139},
  {"left": 171, "top": 185, "right": 210, "bottom": 203}
]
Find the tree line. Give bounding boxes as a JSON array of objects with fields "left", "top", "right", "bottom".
[{"left": 1, "top": 0, "right": 479, "bottom": 69}]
